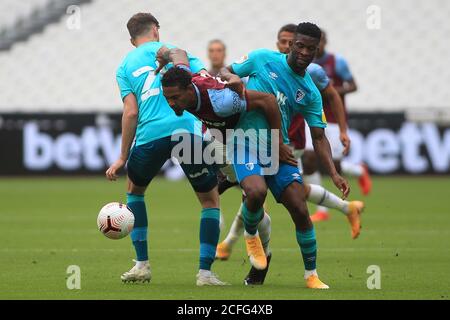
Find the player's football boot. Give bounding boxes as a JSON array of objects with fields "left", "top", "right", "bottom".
[
  {"left": 244, "top": 252, "right": 272, "bottom": 285},
  {"left": 121, "top": 260, "right": 151, "bottom": 283},
  {"left": 358, "top": 164, "right": 372, "bottom": 195},
  {"left": 305, "top": 275, "right": 329, "bottom": 289},
  {"left": 215, "top": 241, "right": 232, "bottom": 260},
  {"left": 347, "top": 201, "right": 365, "bottom": 239},
  {"left": 244, "top": 231, "right": 267, "bottom": 270},
  {"left": 310, "top": 210, "right": 330, "bottom": 222},
  {"left": 196, "top": 271, "right": 229, "bottom": 286}
]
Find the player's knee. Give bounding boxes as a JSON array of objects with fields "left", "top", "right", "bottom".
[{"left": 244, "top": 185, "right": 267, "bottom": 209}]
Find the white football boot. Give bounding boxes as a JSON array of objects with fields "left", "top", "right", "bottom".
[
  {"left": 121, "top": 260, "right": 151, "bottom": 283},
  {"left": 196, "top": 270, "right": 229, "bottom": 286}
]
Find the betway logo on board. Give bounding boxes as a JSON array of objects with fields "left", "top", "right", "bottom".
[
  {"left": 21, "top": 121, "right": 450, "bottom": 174},
  {"left": 24, "top": 122, "right": 121, "bottom": 170},
  {"left": 345, "top": 122, "right": 450, "bottom": 174}
]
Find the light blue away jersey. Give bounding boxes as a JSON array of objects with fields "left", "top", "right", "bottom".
[
  {"left": 116, "top": 41, "right": 204, "bottom": 146},
  {"left": 231, "top": 49, "right": 326, "bottom": 144}
]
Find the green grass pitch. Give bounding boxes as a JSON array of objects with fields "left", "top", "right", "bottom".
[{"left": 0, "top": 176, "right": 449, "bottom": 300}]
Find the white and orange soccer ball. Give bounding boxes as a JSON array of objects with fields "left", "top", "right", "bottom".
[{"left": 97, "top": 202, "right": 134, "bottom": 239}]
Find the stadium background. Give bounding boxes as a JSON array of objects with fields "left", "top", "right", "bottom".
[{"left": 0, "top": 0, "right": 449, "bottom": 300}]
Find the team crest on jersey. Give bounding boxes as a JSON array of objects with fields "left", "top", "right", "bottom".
[
  {"left": 245, "top": 162, "right": 255, "bottom": 171},
  {"left": 235, "top": 55, "right": 248, "bottom": 64},
  {"left": 295, "top": 89, "right": 305, "bottom": 102}
]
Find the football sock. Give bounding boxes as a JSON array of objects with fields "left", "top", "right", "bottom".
[
  {"left": 127, "top": 193, "right": 148, "bottom": 261},
  {"left": 341, "top": 161, "right": 364, "bottom": 177},
  {"left": 223, "top": 204, "right": 244, "bottom": 246},
  {"left": 135, "top": 260, "right": 148, "bottom": 269},
  {"left": 296, "top": 227, "right": 317, "bottom": 271},
  {"left": 304, "top": 269, "right": 318, "bottom": 279},
  {"left": 257, "top": 212, "right": 272, "bottom": 256},
  {"left": 304, "top": 172, "right": 328, "bottom": 213},
  {"left": 307, "top": 184, "right": 349, "bottom": 215},
  {"left": 242, "top": 201, "right": 264, "bottom": 236},
  {"left": 199, "top": 208, "right": 221, "bottom": 271}
]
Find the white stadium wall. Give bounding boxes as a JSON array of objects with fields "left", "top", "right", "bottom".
[{"left": 0, "top": 0, "right": 450, "bottom": 112}]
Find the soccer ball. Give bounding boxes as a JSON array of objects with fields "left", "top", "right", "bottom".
[{"left": 97, "top": 202, "right": 134, "bottom": 239}]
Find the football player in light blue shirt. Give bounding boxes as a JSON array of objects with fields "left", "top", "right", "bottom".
[
  {"left": 105, "top": 13, "right": 226, "bottom": 286},
  {"left": 216, "top": 24, "right": 363, "bottom": 286},
  {"left": 221, "top": 22, "right": 350, "bottom": 289}
]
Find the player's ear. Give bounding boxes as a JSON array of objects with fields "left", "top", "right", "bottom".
[{"left": 130, "top": 38, "right": 136, "bottom": 47}]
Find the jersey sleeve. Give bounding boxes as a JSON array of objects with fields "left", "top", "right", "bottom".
[
  {"left": 335, "top": 55, "right": 354, "bottom": 81},
  {"left": 308, "top": 64, "right": 330, "bottom": 91},
  {"left": 207, "top": 88, "right": 247, "bottom": 117},
  {"left": 301, "top": 93, "right": 327, "bottom": 128},
  {"left": 116, "top": 65, "right": 133, "bottom": 100},
  {"left": 162, "top": 43, "right": 205, "bottom": 73},
  {"left": 230, "top": 49, "right": 268, "bottom": 78}
]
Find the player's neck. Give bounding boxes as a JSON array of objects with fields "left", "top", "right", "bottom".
[{"left": 135, "top": 36, "right": 159, "bottom": 47}]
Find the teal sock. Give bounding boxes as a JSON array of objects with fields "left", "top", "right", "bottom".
[
  {"left": 296, "top": 228, "right": 317, "bottom": 271},
  {"left": 241, "top": 202, "right": 264, "bottom": 235},
  {"left": 127, "top": 193, "right": 148, "bottom": 261},
  {"left": 199, "top": 208, "right": 220, "bottom": 270}
]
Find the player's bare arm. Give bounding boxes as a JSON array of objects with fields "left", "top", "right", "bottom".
[
  {"left": 335, "top": 78, "right": 358, "bottom": 96},
  {"left": 154, "top": 46, "right": 190, "bottom": 74},
  {"left": 105, "top": 93, "right": 138, "bottom": 181},
  {"left": 218, "top": 66, "right": 244, "bottom": 98},
  {"left": 310, "top": 126, "right": 350, "bottom": 199},
  {"left": 220, "top": 66, "right": 297, "bottom": 166},
  {"left": 322, "top": 84, "right": 350, "bottom": 155}
]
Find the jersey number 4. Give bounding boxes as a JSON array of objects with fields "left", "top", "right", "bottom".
[{"left": 132, "top": 66, "right": 160, "bottom": 101}]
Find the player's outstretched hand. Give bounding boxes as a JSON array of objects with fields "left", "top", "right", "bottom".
[
  {"left": 279, "top": 144, "right": 298, "bottom": 167},
  {"left": 224, "top": 74, "right": 244, "bottom": 98},
  {"left": 340, "top": 131, "right": 351, "bottom": 156},
  {"left": 154, "top": 46, "right": 171, "bottom": 74},
  {"left": 331, "top": 173, "right": 350, "bottom": 199},
  {"left": 106, "top": 158, "right": 126, "bottom": 181}
]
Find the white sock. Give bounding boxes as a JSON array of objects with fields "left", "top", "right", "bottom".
[
  {"left": 198, "top": 269, "right": 211, "bottom": 277},
  {"left": 304, "top": 269, "right": 318, "bottom": 279},
  {"left": 304, "top": 171, "right": 321, "bottom": 185},
  {"left": 307, "top": 184, "right": 349, "bottom": 215},
  {"left": 219, "top": 212, "right": 225, "bottom": 231},
  {"left": 304, "top": 172, "right": 328, "bottom": 213},
  {"left": 223, "top": 204, "right": 244, "bottom": 246},
  {"left": 257, "top": 212, "right": 271, "bottom": 256},
  {"left": 341, "top": 161, "right": 364, "bottom": 177},
  {"left": 136, "top": 260, "right": 149, "bottom": 269}
]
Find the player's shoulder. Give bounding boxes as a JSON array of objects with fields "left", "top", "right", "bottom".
[
  {"left": 235, "top": 48, "right": 280, "bottom": 63},
  {"left": 307, "top": 62, "right": 325, "bottom": 75},
  {"left": 334, "top": 53, "right": 350, "bottom": 66},
  {"left": 251, "top": 48, "right": 282, "bottom": 59},
  {"left": 192, "top": 73, "right": 224, "bottom": 90}
]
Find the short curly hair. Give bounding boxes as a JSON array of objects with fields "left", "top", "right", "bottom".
[{"left": 161, "top": 67, "right": 192, "bottom": 89}]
